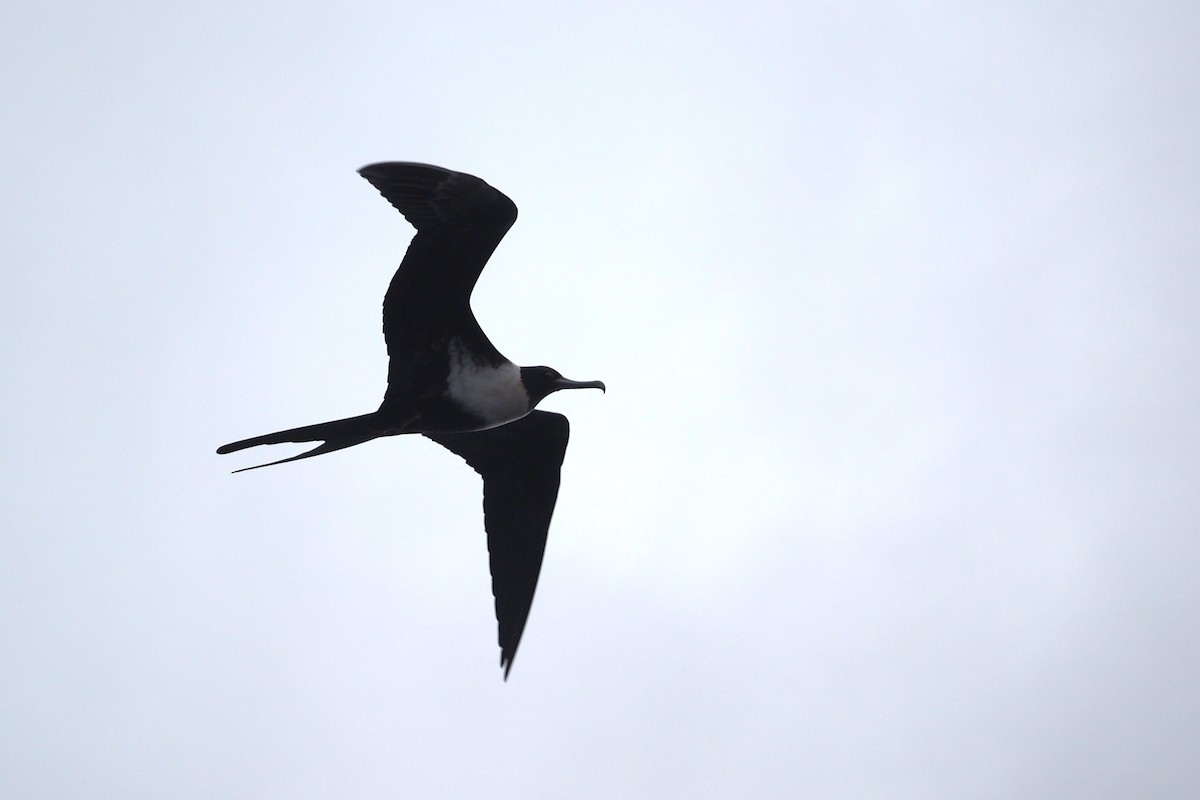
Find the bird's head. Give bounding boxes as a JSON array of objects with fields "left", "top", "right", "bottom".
[{"left": 520, "top": 366, "right": 606, "bottom": 408}]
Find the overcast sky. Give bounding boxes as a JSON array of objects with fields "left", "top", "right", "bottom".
[{"left": 3, "top": 1, "right": 1199, "bottom": 797}]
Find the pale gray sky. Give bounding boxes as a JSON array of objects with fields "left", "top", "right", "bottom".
[{"left": 3, "top": 1, "right": 1199, "bottom": 797}]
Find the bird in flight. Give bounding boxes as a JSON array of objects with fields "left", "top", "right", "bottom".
[{"left": 218, "top": 162, "right": 605, "bottom": 678}]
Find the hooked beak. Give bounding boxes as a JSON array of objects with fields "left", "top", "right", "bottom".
[{"left": 555, "top": 377, "right": 606, "bottom": 393}]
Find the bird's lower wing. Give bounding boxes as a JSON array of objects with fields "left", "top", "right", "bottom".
[{"left": 424, "top": 411, "right": 570, "bottom": 678}]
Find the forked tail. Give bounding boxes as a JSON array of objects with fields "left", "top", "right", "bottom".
[{"left": 216, "top": 412, "right": 383, "bottom": 472}]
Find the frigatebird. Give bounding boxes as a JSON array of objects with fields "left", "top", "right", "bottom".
[{"left": 217, "top": 162, "right": 604, "bottom": 678}]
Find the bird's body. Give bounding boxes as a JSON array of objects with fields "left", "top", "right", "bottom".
[{"left": 218, "top": 162, "right": 604, "bottom": 677}]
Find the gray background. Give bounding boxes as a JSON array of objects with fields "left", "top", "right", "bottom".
[{"left": 4, "top": 1, "right": 1198, "bottom": 797}]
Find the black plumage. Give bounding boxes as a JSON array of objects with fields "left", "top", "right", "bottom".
[
  {"left": 427, "top": 411, "right": 569, "bottom": 677},
  {"left": 218, "top": 162, "right": 604, "bottom": 677}
]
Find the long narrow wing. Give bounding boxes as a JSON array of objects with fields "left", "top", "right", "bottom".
[
  {"left": 424, "top": 411, "right": 570, "bottom": 678},
  {"left": 358, "top": 163, "right": 518, "bottom": 407}
]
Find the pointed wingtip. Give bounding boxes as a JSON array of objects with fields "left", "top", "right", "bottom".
[{"left": 357, "top": 161, "right": 448, "bottom": 178}]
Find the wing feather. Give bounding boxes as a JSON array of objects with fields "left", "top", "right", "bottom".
[
  {"left": 425, "top": 411, "right": 569, "bottom": 678},
  {"left": 358, "top": 162, "right": 518, "bottom": 407}
]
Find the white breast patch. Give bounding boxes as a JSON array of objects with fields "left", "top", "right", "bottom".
[{"left": 446, "top": 339, "right": 529, "bottom": 428}]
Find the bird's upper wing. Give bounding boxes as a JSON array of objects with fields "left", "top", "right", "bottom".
[
  {"left": 358, "top": 162, "right": 517, "bottom": 341},
  {"left": 424, "top": 411, "right": 570, "bottom": 678},
  {"left": 358, "top": 162, "right": 518, "bottom": 407}
]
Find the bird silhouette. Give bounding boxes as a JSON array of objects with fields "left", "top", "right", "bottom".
[{"left": 218, "top": 162, "right": 604, "bottom": 677}]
